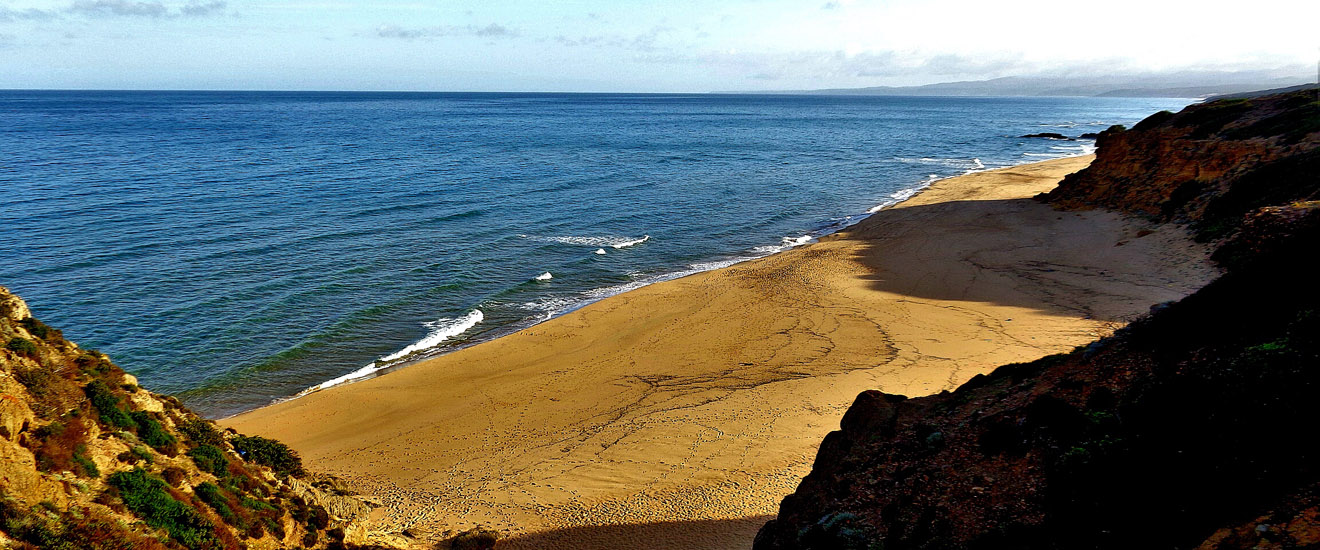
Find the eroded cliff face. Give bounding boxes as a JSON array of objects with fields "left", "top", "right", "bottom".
[
  {"left": 755, "top": 89, "right": 1320, "bottom": 550},
  {"left": 0, "top": 287, "right": 383, "bottom": 550},
  {"left": 1043, "top": 88, "right": 1319, "bottom": 237}
]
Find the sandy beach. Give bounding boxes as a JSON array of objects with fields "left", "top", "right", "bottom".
[{"left": 224, "top": 155, "right": 1219, "bottom": 549}]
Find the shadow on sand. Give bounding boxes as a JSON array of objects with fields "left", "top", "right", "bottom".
[
  {"left": 844, "top": 197, "right": 1207, "bottom": 322},
  {"left": 496, "top": 515, "right": 775, "bottom": 550}
]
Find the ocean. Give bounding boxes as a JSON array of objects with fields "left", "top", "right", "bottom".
[{"left": 0, "top": 91, "right": 1191, "bottom": 417}]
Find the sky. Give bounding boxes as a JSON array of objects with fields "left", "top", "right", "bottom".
[{"left": 0, "top": 0, "right": 1315, "bottom": 92}]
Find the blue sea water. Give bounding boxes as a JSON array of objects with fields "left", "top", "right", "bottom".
[{"left": 0, "top": 91, "right": 1191, "bottom": 417}]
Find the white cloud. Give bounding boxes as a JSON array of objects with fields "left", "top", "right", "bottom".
[
  {"left": 29, "top": 0, "right": 231, "bottom": 18},
  {"left": 0, "top": 6, "right": 59, "bottom": 21},
  {"left": 376, "top": 23, "right": 517, "bottom": 39},
  {"left": 68, "top": 0, "right": 170, "bottom": 17}
]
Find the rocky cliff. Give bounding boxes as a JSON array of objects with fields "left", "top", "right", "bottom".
[
  {"left": 755, "top": 89, "right": 1320, "bottom": 550},
  {"left": 0, "top": 287, "right": 387, "bottom": 549},
  {"left": 1042, "top": 88, "right": 1319, "bottom": 240}
]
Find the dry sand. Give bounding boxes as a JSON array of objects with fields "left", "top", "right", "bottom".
[{"left": 224, "top": 156, "right": 1219, "bottom": 549}]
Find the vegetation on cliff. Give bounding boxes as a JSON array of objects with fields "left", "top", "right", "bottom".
[
  {"left": 0, "top": 288, "right": 383, "bottom": 549},
  {"left": 756, "top": 89, "right": 1320, "bottom": 550}
]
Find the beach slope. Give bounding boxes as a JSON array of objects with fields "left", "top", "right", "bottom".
[{"left": 225, "top": 155, "right": 1218, "bottom": 548}]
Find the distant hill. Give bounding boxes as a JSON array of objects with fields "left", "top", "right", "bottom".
[
  {"left": 1208, "top": 83, "right": 1320, "bottom": 101},
  {"left": 746, "top": 70, "right": 1314, "bottom": 98}
]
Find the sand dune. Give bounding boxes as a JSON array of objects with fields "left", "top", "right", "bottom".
[{"left": 224, "top": 155, "right": 1219, "bottom": 548}]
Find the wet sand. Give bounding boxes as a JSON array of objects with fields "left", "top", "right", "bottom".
[{"left": 225, "top": 155, "right": 1219, "bottom": 549}]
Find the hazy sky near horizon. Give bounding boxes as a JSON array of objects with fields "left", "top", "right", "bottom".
[{"left": 0, "top": 0, "right": 1314, "bottom": 91}]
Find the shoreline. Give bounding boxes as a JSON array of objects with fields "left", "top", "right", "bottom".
[
  {"left": 248, "top": 149, "right": 1098, "bottom": 417},
  {"left": 224, "top": 154, "right": 1218, "bottom": 549}
]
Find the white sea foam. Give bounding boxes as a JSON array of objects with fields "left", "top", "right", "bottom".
[
  {"left": 1039, "top": 120, "right": 1109, "bottom": 129},
  {"left": 521, "top": 298, "right": 574, "bottom": 320},
  {"left": 519, "top": 254, "right": 766, "bottom": 322},
  {"left": 752, "top": 234, "right": 814, "bottom": 254},
  {"left": 521, "top": 234, "right": 651, "bottom": 249},
  {"left": 594, "top": 248, "right": 607, "bottom": 255},
  {"left": 1022, "top": 142, "right": 1096, "bottom": 158},
  {"left": 303, "top": 309, "right": 484, "bottom": 393},
  {"left": 894, "top": 156, "right": 989, "bottom": 172},
  {"left": 869, "top": 174, "right": 938, "bottom": 213},
  {"left": 534, "top": 272, "right": 553, "bottom": 281},
  {"left": 611, "top": 235, "right": 650, "bottom": 248}
]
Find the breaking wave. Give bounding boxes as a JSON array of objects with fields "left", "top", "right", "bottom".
[
  {"left": 521, "top": 234, "right": 651, "bottom": 249},
  {"left": 302, "top": 309, "right": 484, "bottom": 394}
]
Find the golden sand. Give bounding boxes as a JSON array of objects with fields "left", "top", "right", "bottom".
[{"left": 225, "top": 156, "right": 1218, "bottom": 549}]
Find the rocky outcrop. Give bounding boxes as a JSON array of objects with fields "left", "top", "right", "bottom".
[
  {"left": 0, "top": 291, "right": 30, "bottom": 323},
  {"left": 756, "top": 89, "right": 1320, "bottom": 550},
  {"left": 0, "top": 286, "right": 385, "bottom": 550},
  {"left": 1042, "top": 89, "right": 1319, "bottom": 235}
]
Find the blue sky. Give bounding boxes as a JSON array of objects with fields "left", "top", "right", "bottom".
[{"left": 0, "top": 0, "right": 1314, "bottom": 91}]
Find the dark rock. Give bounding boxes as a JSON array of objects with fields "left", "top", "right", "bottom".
[
  {"left": 1020, "top": 132, "right": 1073, "bottom": 140},
  {"left": 838, "top": 390, "right": 905, "bottom": 438}
]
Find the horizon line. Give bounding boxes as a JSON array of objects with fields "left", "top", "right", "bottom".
[{"left": 0, "top": 88, "right": 1217, "bottom": 99}]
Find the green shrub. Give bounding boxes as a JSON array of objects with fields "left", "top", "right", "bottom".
[
  {"left": 106, "top": 468, "right": 219, "bottom": 549},
  {"left": 131, "top": 444, "right": 154, "bottom": 464},
  {"left": 71, "top": 445, "right": 100, "bottom": 478},
  {"left": 239, "top": 495, "right": 275, "bottom": 512},
  {"left": 231, "top": 435, "right": 304, "bottom": 477},
  {"left": 178, "top": 418, "right": 226, "bottom": 447},
  {"left": 19, "top": 317, "right": 59, "bottom": 340},
  {"left": 129, "top": 411, "right": 176, "bottom": 450},
  {"left": 85, "top": 380, "right": 135, "bottom": 430},
  {"left": 188, "top": 445, "right": 230, "bottom": 478},
  {"left": 194, "top": 482, "right": 239, "bottom": 526},
  {"left": 6, "top": 337, "right": 39, "bottom": 358},
  {"left": 74, "top": 351, "right": 113, "bottom": 376}
]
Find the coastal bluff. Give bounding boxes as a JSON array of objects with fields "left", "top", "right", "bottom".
[
  {"left": 755, "top": 89, "right": 1320, "bottom": 550},
  {"left": 0, "top": 286, "right": 445, "bottom": 549}
]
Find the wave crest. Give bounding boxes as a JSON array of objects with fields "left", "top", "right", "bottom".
[
  {"left": 521, "top": 234, "right": 651, "bottom": 248},
  {"left": 302, "top": 309, "right": 484, "bottom": 393}
]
